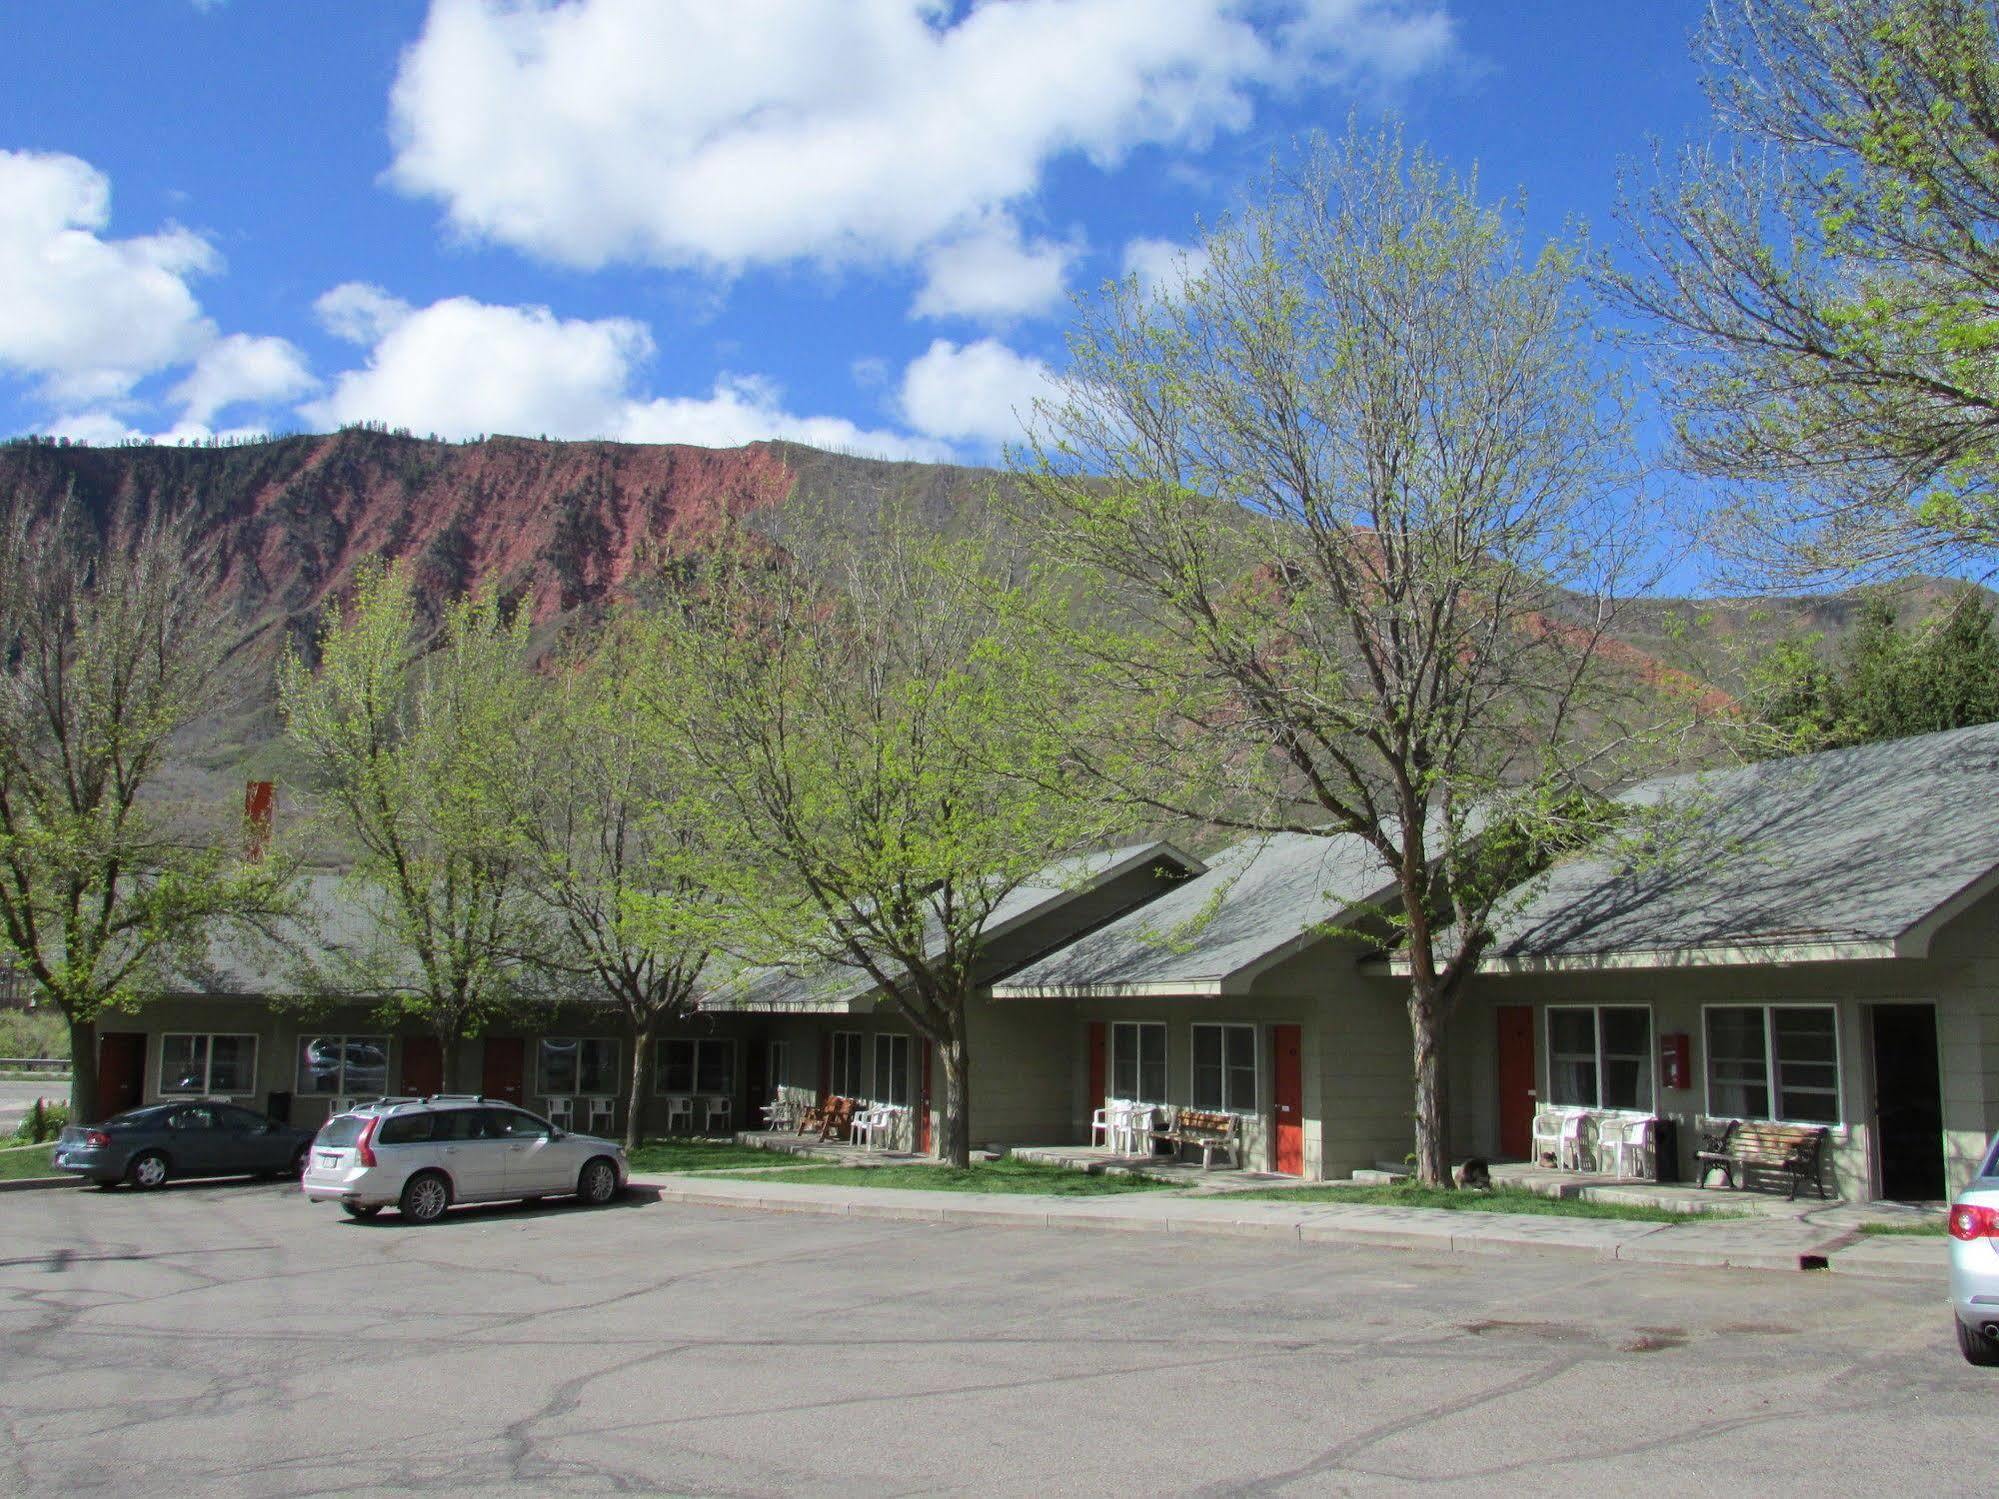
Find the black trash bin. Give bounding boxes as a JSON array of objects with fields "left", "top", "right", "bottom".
[
  {"left": 1652, "top": 1116, "right": 1680, "bottom": 1184},
  {"left": 266, "top": 1090, "right": 292, "bottom": 1125}
]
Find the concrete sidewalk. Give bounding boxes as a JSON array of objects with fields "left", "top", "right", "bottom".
[{"left": 629, "top": 1171, "right": 1948, "bottom": 1283}]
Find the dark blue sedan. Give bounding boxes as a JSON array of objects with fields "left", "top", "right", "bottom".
[{"left": 54, "top": 1102, "right": 317, "bottom": 1188}]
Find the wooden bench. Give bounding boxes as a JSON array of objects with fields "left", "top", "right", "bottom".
[
  {"left": 1151, "top": 1108, "right": 1241, "bottom": 1170},
  {"left": 797, "top": 1096, "right": 856, "bottom": 1142},
  {"left": 1696, "top": 1119, "right": 1830, "bottom": 1200}
]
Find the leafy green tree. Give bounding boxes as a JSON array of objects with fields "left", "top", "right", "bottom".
[
  {"left": 634, "top": 500, "right": 1136, "bottom": 1168},
  {"left": 1745, "top": 589, "right": 1999, "bottom": 752},
  {"left": 0, "top": 500, "right": 295, "bottom": 1119},
  {"left": 1013, "top": 127, "right": 1660, "bottom": 1187},
  {"left": 279, "top": 562, "right": 545, "bottom": 1092},
  {"left": 502, "top": 616, "right": 729, "bottom": 1149},
  {"left": 1607, "top": 0, "right": 1999, "bottom": 582}
]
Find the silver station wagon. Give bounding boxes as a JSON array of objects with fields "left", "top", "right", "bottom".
[{"left": 301, "top": 1095, "right": 628, "bottom": 1224}]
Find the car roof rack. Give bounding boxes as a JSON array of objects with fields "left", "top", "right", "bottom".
[{"left": 423, "top": 1093, "right": 490, "bottom": 1103}]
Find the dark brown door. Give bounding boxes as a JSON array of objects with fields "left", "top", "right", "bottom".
[
  {"left": 481, "top": 1036, "right": 525, "bottom": 1105},
  {"left": 96, "top": 1032, "right": 145, "bottom": 1120},
  {"left": 1087, "top": 1021, "right": 1106, "bottom": 1111},
  {"left": 1496, "top": 1005, "right": 1535, "bottom": 1160},
  {"left": 1871, "top": 1004, "right": 1945, "bottom": 1201},
  {"left": 401, "top": 1036, "right": 443, "bottom": 1097},
  {"left": 1272, "top": 1024, "right": 1304, "bottom": 1176}
]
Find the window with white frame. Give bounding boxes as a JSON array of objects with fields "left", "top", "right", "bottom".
[
  {"left": 1546, "top": 1006, "right": 1653, "bottom": 1112},
  {"left": 768, "top": 1039, "right": 790, "bottom": 1094},
  {"left": 829, "top": 1031, "right": 864, "bottom": 1096},
  {"left": 1110, "top": 1021, "right": 1167, "bottom": 1102},
  {"left": 873, "top": 1033, "right": 911, "bottom": 1106},
  {"left": 160, "top": 1033, "right": 258, "bottom": 1096},
  {"left": 538, "top": 1037, "right": 620, "bottom": 1096},
  {"left": 655, "top": 1038, "right": 735, "bottom": 1094},
  {"left": 1704, "top": 1005, "right": 1840, "bottom": 1124},
  {"left": 1190, "top": 1024, "right": 1257, "bottom": 1113},
  {"left": 296, "top": 1035, "right": 389, "bottom": 1098}
]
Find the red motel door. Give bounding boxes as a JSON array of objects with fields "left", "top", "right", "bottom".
[
  {"left": 1272, "top": 1024, "right": 1304, "bottom": 1176},
  {"left": 401, "top": 1036, "right": 443, "bottom": 1097},
  {"left": 482, "top": 1036, "right": 525, "bottom": 1105},
  {"left": 1496, "top": 1006, "right": 1535, "bottom": 1159},
  {"left": 97, "top": 1032, "right": 146, "bottom": 1120}
]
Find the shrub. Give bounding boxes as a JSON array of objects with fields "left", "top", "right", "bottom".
[
  {"left": 0, "top": 1007, "right": 67, "bottom": 1061},
  {"left": 12, "top": 1098, "right": 68, "bottom": 1144}
]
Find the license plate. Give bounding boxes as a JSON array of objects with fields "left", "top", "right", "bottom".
[{"left": 317, "top": 1153, "right": 342, "bottom": 1170}]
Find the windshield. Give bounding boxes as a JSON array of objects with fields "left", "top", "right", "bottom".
[{"left": 315, "top": 1115, "right": 369, "bottom": 1148}]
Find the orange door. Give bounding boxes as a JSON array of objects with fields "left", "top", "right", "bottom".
[
  {"left": 1272, "top": 1024, "right": 1304, "bottom": 1176},
  {"left": 1496, "top": 1005, "right": 1535, "bottom": 1159},
  {"left": 482, "top": 1036, "right": 525, "bottom": 1105},
  {"left": 401, "top": 1036, "right": 443, "bottom": 1096}
]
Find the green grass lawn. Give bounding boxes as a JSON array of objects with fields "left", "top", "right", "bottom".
[
  {"left": 704, "top": 1157, "right": 1176, "bottom": 1196},
  {"left": 0, "top": 1144, "right": 58, "bottom": 1181},
  {"left": 1855, "top": 1220, "right": 1947, "bottom": 1237},
  {"left": 625, "top": 1139, "right": 829, "bottom": 1174},
  {"left": 1225, "top": 1182, "right": 1722, "bottom": 1223}
]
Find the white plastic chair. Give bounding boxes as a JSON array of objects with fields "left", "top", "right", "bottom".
[
  {"left": 759, "top": 1096, "right": 795, "bottom": 1133},
  {"left": 1090, "top": 1105, "right": 1114, "bottom": 1149},
  {"left": 664, "top": 1094, "right": 694, "bottom": 1135},
  {"left": 1558, "top": 1110, "right": 1596, "bottom": 1172},
  {"left": 704, "top": 1095, "right": 733, "bottom": 1136},
  {"left": 586, "top": 1096, "right": 617, "bottom": 1136},
  {"left": 850, "top": 1102, "right": 891, "bottom": 1151},
  {"left": 1599, "top": 1114, "right": 1655, "bottom": 1178},
  {"left": 544, "top": 1096, "right": 575, "bottom": 1131},
  {"left": 1116, "top": 1102, "right": 1156, "bottom": 1156},
  {"left": 1529, "top": 1105, "right": 1566, "bottom": 1166}
]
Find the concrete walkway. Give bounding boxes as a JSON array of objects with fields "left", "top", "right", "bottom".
[{"left": 631, "top": 1169, "right": 1948, "bottom": 1283}]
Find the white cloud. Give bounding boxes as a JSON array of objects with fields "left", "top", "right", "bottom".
[
  {"left": 913, "top": 214, "right": 1075, "bottom": 323},
  {"left": 1122, "top": 235, "right": 1211, "bottom": 299},
  {"left": 301, "top": 289, "right": 949, "bottom": 458},
  {"left": 170, "top": 334, "right": 316, "bottom": 424},
  {"left": 898, "top": 337, "right": 1063, "bottom": 449},
  {"left": 0, "top": 149, "right": 218, "bottom": 403},
  {"left": 314, "top": 281, "right": 414, "bottom": 345},
  {"left": 387, "top": 0, "right": 1455, "bottom": 282}
]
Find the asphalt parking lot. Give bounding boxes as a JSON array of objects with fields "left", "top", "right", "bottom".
[{"left": 1, "top": 1178, "right": 1992, "bottom": 1497}]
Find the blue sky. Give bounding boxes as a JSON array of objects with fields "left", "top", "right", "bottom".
[{"left": 0, "top": 1, "right": 1712, "bottom": 464}]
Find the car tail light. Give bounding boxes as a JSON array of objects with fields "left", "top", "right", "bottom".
[
  {"left": 83, "top": 1130, "right": 110, "bottom": 1148},
  {"left": 355, "top": 1116, "right": 379, "bottom": 1168},
  {"left": 1949, "top": 1204, "right": 1999, "bottom": 1241}
]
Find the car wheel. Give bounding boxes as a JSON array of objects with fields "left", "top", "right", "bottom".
[
  {"left": 288, "top": 1144, "right": 311, "bottom": 1179},
  {"left": 340, "top": 1202, "right": 384, "bottom": 1221},
  {"left": 576, "top": 1157, "right": 620, "bottom": 1207},
  {"left": 125, "top": 1151, "right": 169, "bottom": 1190},
  {"left": 399, "top": 1171, "right": 452, "bottom": 1224},
  {"left": 1957, "top": 1317, "right": 1999, "bottom": 1367}
]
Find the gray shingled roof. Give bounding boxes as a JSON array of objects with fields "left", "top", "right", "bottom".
[
  {"left": 992, "top": 830, "right": 1397, "bottom": 997},
  {"left": 703, "top": 840, "right": 1201, "bottom": 1013},
  {"left": 1485, "top": 720, "right": 1999, "bottom": 962}
]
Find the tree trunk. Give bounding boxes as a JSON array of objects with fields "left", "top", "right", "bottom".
[
  {"left": 1409, "top": 990, "right": 1451, "bottom": 1188},
  {"left": 937, "top": 1028, "right": 972, "bottom": 1169},
  {"left": 626, "top": 1021, "right": 652, "bottom": 1152},
  {"left": 68, "top": 1014, "right": 96, "bottom": 1122},
  {"left": 440, "top": 1021, "right": 465, "bottom": 1093}
]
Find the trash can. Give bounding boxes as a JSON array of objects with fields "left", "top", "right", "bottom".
[
  {"left": 266, "top": 1090, "right": 292, "bottom": 1125},
  {"left": 1653, "top": 1116, "right": 1680, "bottom": 1184}
]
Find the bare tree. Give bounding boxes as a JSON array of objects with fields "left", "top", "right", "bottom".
[
  {"left": 0, "top": 499, "right": 293, "bottom": 1119},
  {"left": 1015, "top": 127, "right": 1665, "bottom": 1186},
  {"left": 1605, "top": 0, "right": 1999, "bottom": 584}
]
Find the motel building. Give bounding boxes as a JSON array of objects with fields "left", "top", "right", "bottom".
[{"left": 82, "top": 722, "right": 1999, "bottom": 1203}]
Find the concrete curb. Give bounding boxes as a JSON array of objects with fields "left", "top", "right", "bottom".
[
  {"left": 631, "top": 1174, "right": 1921, "bottom": 1278},
  {"left": 0, "top": 1174, "right": 81, "bottom": 1193}
]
